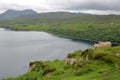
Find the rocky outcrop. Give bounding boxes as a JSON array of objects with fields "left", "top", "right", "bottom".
[{"left": 65, "top": 58, "right": 83, "bottom": 65}]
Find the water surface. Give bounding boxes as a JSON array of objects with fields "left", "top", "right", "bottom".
[{"left": 0, "top": 28, "right": 93, "bottom": 78}]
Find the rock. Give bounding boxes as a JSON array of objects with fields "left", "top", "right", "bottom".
[{"left": 115, "top": 53, "right": 120, "bottom": 57}]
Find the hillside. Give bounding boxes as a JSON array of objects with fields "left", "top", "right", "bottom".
[
  {"left": 0, "top": 9, "right": 37, "bottom": 20},
  {"left": 3, "top": 46, "right": 120, "bottom": 80},
  {"left": 1, "top": 12, "right": 120, "bottom": 24},
  {"left": 0, "top": 12, "right": 120, "bottom": 44}
]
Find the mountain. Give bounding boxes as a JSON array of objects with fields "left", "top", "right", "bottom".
[
  {"left": 0, "top": 12, "right": 119, "bottom": 43},
  {"left": 0, "top": 9, "right": 37, "bottom": 20},
  {"left": 9, "top": 12, "right": 89, "bottom": 24},
  {"left": 0, "top": 11, "right": 120, "bottom": 25},
  {"left": 11, "top": 12, "right": 120, "bottom": 24}
]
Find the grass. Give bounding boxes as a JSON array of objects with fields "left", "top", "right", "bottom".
[{"left": 2, "top": 46, "right": 120, "bottom": 80}]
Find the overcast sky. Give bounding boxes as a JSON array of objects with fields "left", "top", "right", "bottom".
[{"left": 0, "top": 0, "right": 120, "bottom": 15}]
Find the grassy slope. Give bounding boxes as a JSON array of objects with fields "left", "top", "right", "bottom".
[{"left": 3, "top": 46, "right": 120, "bottom": 80}]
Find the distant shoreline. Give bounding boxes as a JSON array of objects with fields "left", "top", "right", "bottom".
[
  {"left": 0, "top": 27, "right": 119, "bottom": 46},
  {"left": 51, "top": 33, "right": 120, "bottom": 46}
]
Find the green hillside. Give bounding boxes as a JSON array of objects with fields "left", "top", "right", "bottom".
[
  {"left": 0, "top": 12, "right": 120, "bottom": 44},
  {"left": 1, "top": 12, "right": 120, "bottom": 24},
  {"left": 3, "top": 46, "right": 120, "bottom": 80}
]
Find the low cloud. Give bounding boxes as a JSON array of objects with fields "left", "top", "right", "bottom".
[
  {"left": 62, "top": 0, "right": 120, "bottom": 11},
  {"left": 0, "top": 0, "right": 120, "bottom": 14}
]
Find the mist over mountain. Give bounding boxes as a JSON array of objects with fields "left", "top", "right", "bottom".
[{"left": 0, "top": 9, "right": 37, "bottom": 20}]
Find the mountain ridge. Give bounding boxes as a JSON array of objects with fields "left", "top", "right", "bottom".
[{"left": 0, "top": 9, "right": 37, "bottom": 20}]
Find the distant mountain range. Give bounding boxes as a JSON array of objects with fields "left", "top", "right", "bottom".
[
  {"left": 0, "top": 9, "right": 37, "bottom": 20},
  {"left": 0, "top": 9, "right": 119, "bottom": 25}
]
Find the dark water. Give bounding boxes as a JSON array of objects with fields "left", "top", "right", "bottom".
[{"left": 0, "top": 28, "right": 93, "bottom": 78}]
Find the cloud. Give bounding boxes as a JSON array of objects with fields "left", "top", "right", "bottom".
[
  {"left": 63, "top": 0, "right": 120, "bottom": 11},
  {"left": 0, "top": 0, "right": 120, "bottom": 14}
]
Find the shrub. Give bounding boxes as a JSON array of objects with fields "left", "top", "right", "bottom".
[
  {"left": 93, "top": 48, "right": 120, "bottom": 64},
  {"left": 98, "top": 69, "right": 107, "bottom": 74},
  {"left": 67, "top": 53, "right": 76, "bottom": 58},
  {"left": 29, "top": 61, "right": 46, "bottom": 71},
  {"left": 72, "top": 63, "right": 83, "bottom": 70},
  {"left": 75, "top": 68, "right": 93, "bottom": 76},
  {"left": 67, "top": 50, "right": 82, "bottom": 58},
  {"left": 103, "top": 56, "right": 114, "bottom": 63},
  {"left": 42, "top": 68, "right": 56, "bottom": 76},
  {"left": 93, "top": 50, "right": 106, "bottom": 60},
  {"left": 63, "top": 65, "right": 72, "bottom": 70},
  {"left": 53, "top": 70, "right": 64, "bottom": 75},
  {"left": 30, "top": 61, "right": 43, "bottom": 67},
  {"left": 54, "top": 59, "right": 60, "bottom": 62},
  {"left": 81, "top": 49, "right": 94, "bottom": 59}
]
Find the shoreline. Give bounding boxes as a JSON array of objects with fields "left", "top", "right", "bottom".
[
  {"left": 0, "top": 27, "right": 120, "bottom": 46},
  {"left": 51, "top": 33, "right": 120, "bottom": 46}
]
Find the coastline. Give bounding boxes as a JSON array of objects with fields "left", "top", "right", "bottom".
[{"left": 0, "top": 26, "right": 120, "bottom": 46}]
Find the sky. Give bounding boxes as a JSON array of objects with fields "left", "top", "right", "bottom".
[{"left": 0, "top": 0, "right": 120, "bottom": 15}]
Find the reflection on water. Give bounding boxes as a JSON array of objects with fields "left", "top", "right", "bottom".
[{"left": 0, "top": 28, "right": 93, "bottom": 78}]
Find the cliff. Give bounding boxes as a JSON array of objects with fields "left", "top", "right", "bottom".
[{"left": 4, "top": 46, "right": 120, "bottom": 80}]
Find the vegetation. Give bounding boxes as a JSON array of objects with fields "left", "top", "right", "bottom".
[
  {"left": 0, "top": 23, "right": 120, "bottom": 44},
  {"left": 0, "top": 12, "right": 120, "bottom": 79},
  {"left": 3, "top": 46, "right": 120, "bottom": 80},
  {"left": 0, "top": 13, "right": 120, "bottom": 44}
]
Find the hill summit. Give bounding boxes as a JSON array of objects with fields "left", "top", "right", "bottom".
[{"left": 0, "top": 9, "right": 37, "bottom": 20}]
